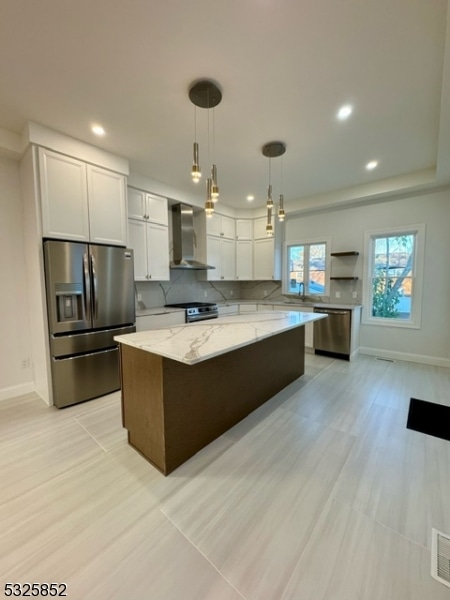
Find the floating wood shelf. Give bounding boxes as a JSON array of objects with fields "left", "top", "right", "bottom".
[
  {"left": 330, "top": 276, "right": 359, "bottom": 280},
  {"left": 330, "top": 251, "right": 359, "bottom": 256}
]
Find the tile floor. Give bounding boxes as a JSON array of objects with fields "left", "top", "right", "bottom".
[{"left": 0, "top": 354, "right": 449, "bottom": 599}]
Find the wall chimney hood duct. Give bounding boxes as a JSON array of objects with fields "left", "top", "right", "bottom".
[{"left": 170, "top": 203, "right": 215, "bottom": 270}]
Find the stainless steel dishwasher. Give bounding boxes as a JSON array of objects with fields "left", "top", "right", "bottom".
[{"left": 313, "top": 307, "right": 352, "bottom": 359}]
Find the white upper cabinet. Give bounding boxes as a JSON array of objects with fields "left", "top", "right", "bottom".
[
  {"left": 200, "top": 236, "right": 236, "bottom": 281},
  {"left": 236, "top": 219, "right": 253, "bottom": 240},
  {"left": 254, "top": 238, "right": 275, "bottom": 280},
  {"left": 236, "top": 240, "right": 253, "bottom": 280},
  {"left": 39, "top": 148, "right": 90, "bottom": 241},
  {"left": 127, "top": 188, "right": 168, "bottom": 225},
  {"left": 127, "top": 188, "right": 170, "bottom": 281},
  {"left": 128, "top": 220, "right": 170, "bottom": 281},
  {"left": 253, "top": 216, "right": 270, "bottom": 239},
  {"left": 207, "top": 212, "right": 235, "bottom": 239},
  {"left": 87, "top": 165, "right": 127, "bottom": 246},
  {"left": 39, "top": 147, "right": 127, "bottom": 246}
]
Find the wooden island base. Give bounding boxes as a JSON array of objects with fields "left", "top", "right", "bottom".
[{"left": 120, "top": 326, "right": 305, "bottom": 475}]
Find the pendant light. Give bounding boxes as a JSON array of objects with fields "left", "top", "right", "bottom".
[
  {"left": 189, "top": 79, "right": 222, "bottom": 214},
  {"left": 191, "top": 106, "right": 201, "bottom": 183},
  {"left": 262, "top": 141, "right": 286, "bottom": 235},
  {"left": 278, "top": 154, "right": 285, "bottom": 222}
]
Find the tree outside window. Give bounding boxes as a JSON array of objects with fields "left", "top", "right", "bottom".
[
  {"left": 371, "top": 233, "right": 415, "bottom": 320},
  {"left": 287, "top": 242, "right": 327, "bottom": 295}
]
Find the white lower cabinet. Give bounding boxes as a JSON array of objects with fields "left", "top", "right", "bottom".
[
  {"left": 218, "top": 304, "right": 239, "bottom": 316},
  {"left": 128, "top": 219, "right": 170, "bottom": 281},
  {"left": 136, "top": 311, "right": 185, "bottom": 331},
  {"left": 238, "top": 304, "right": 257, "bottom": 313}
]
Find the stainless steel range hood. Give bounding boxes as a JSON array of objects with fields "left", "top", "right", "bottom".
[{"left": 170, "top": 203, "right": 215, "bottom": 270}]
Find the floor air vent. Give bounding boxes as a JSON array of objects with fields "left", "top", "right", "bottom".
[{"left": 432, "top": 528, "right": 450, "bottom": 588}]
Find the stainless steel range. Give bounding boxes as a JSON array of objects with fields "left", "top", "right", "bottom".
[{"left": 165, "top": 302, "right": 219, "bottom": 323}]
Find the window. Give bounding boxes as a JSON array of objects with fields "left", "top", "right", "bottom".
[
  {"left": 363, "top": 224, "right": 425, "bottom": 328},
  {"left": 285, "top": 241, "right": 328, "bottom": 295}
]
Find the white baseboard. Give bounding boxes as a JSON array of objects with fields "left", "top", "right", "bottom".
[
  {"left": 359, "top": 347, "right": 450, "bottom": 369},
  {"left": 0, "top": 382, "right": 35, "bottom": 402}
]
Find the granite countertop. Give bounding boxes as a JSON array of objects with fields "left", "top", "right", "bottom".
[
  {"left": 116, "top": 310, "right": 326, "bottom": 365},
  {"left": 216, "top": 300, "right": 362, "bottom": 310}
]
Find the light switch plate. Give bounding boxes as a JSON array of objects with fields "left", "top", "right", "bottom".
[{"left": 335, "top": 291, "right": 341, "bottom": 298}]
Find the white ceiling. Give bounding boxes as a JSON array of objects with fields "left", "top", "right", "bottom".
[{"left": 0, "top": 0, "right": 449, "bottom": 211}]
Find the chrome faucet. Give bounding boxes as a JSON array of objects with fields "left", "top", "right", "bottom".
[{"left": 298, "top": 281, "right": 306, "bottom": 301}]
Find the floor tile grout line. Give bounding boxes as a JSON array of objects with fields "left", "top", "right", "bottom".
[
  {"left": 71, "top": 416, "right": 108, "bottom": 453},
  {"left": 159, "top": 507, "right": 249, "bottom": 600},
  {"left": 279, "top": 489, "right": 337, "bottom": 600}
]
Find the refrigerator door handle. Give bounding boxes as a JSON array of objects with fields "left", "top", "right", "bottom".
[
  {"left": 83, "top": 252, "right": 92, "bottom": 320},
  {"left": 91, "top": 254, "right": 98, "bottom": 319}
]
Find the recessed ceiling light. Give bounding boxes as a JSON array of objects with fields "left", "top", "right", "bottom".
[
  {"left": 337, "top": 104, "right": 353, "bottom": 120},
  {"left": 366, "top": 160, "right": 378, "bottom": 170},
  {"left": 247, "top": 195, "right": 254, "bottom": 202},
  {"left": 91, "top": 124, "right": 106, "bottom": 136}
]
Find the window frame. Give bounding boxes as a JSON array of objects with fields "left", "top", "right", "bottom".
[
  {"left": 283, "top": 237, "right": 331, "bottom": 297},
  {"left": 362, "top": 224, "right": 426, "bottom": 329}
]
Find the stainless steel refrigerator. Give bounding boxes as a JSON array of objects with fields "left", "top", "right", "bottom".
[{"left": 43, "top": 240, "right": 135, "bottom": 408}]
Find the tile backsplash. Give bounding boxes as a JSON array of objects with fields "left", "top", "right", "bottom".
[{"left": 134, "top": 271, "right": 361, "bottom": 309}]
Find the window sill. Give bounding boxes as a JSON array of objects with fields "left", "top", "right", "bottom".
[{"left": 362, "top": 317, "right": 420, "bottom": 329}]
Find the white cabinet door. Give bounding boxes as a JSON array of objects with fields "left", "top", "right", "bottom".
[
  {"left": 218, "top": 304, "right": 239, "bottom": 316},
  {"left": 254, "top": 238, "right": 275, "bottom": 280},
  {"left": 239, "top": 304, "right": 257, "bottom": 313},
  {"left": 136, "top": 311, "right": 185, "bottom": 331},
  {"left": 236, "top": 240, "right": 253, "bottom": 280},
  {"left": 204, "top": 236, "right": 222, "bottom": 280},
  {"left": 146, "top": 194, "right": 168, "bottom": 225},
  {"left": 221, "top": 237, "right": 236, "bottom": 280},
  {"left": 206, "top": 213, "right": 235, "bottom": 239},
  {"left": 206, "top": 213, "right": 222, "bottom": 237},
  {"left": 87, "top": 165, "right": 127, "bottom": 246},
  {"left": 146, "top": 222, "right": 170, "bottom": 281},
  {"left": 236, "top": 219, "right": 253, "bottom": 240},
  {"left": 253, "top": 216, "right": 269, "bottom": 239},
  {"left": 128, "top": 220, "right": 148, "bottom": 281},
  {"left": 221, "top": 215, "right": 236, "bottom": 239},
  {"left": 127, "top": 188, "right": 146, "bottom": 220},
  {"left": 39, "top": 148, "right": 89, "bottom": 241},
  {"left": 128, "top": 220, "right": 170, "bottom": 281}
]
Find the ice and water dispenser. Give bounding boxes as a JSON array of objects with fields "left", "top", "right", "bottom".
[{"left": 54, "top": 283, "right": 83, "bottom": 323}]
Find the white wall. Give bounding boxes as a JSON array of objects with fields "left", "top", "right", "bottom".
[
  {"left": 286, "top": 188, "right": 450, "bottom": 366},
  {"left": 0, "top": 157, "right": 33, "bottom": 399}
]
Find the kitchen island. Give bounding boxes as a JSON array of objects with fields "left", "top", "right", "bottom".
[{"left": 115, "top": 310, "right": 326, "bottom": 475}]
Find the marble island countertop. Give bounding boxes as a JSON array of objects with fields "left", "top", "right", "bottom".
[{"left": 117, "top": 310, "right": 326, "bottom": 365}]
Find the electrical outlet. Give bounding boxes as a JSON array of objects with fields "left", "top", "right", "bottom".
[
  {"left": 335, "top": 291, "right": 341, "bottom": 298},
  {"left": 204, "top": 290, "right": 208, "bottom": 298},
  {"left": 230, "top": 290, "right": 234, "bottom": 296},
  {"left": 137, "top": 293, "right": 142, "bottom": 301},
  {"left": 21, "top": 358, "right": 30, "bottom": 369},
  {"left": 352, "top": 291, "right": 358, "bottom": 299}
]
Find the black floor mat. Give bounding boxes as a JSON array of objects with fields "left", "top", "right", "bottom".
[{"left": 407, "top": 398, "right": 450, "bottom": 442}]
